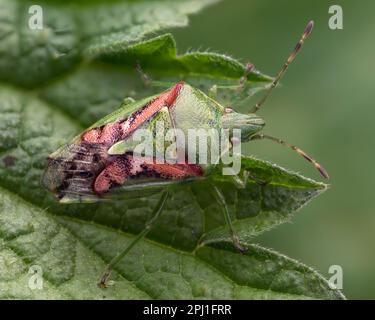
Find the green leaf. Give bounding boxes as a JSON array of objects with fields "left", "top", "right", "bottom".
[
  {"left": 40, "top": 34, "right": 270, "bottom": 127},
  {"left": 199, "top": 157, "right": 327, "bottom": 245},
  {"left": 91, "top": 33, "right": 270, "bottom": 82},
  {"left": 0, "top": 0, "right": 344, "bottom": 299},
  {"left": 0, "top": 0, "right": 220, "bottom": 87},
  {"left": 0, "top": 86, "right": 343, "bottom": 299},
  {"left": 0, "top": 187, "right": 343, "bottom": 299},
  {"left": 0, "top": 188, "right": 149, "bottom": 299}
]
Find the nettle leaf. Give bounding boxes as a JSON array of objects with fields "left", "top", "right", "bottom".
[
  {"left": 198, "top": 157, "right": 328, "bottom": 245},
  {"left": 90, "top": 33, "right": 270, "bottom": 81},
  {"left": 0, "top": 0, "right": 80, "bottom": 87},
  {"left": 0, "top": 0, "right": 219, "bottom": 87},
  {"left": 41, "top": 33, "right": 270, "bottom": 127},
  {"left": 0, "top": 86, "right": 343, "bottom": 299},
  {"left": 0, "top": 186, "right": 342, "bottom": 299},
  {"left": 0, "top": 0, "right": 343, "bottom": 299}
]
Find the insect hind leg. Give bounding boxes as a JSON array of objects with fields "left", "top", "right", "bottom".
[
  {"left": 211, "top": 185, "right": 247, "bottom": 253},
  {"left": 99, "top": 190, "right": 170, "bottom": 288}
]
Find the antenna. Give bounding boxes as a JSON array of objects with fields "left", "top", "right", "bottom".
[
  {"left": 250, "top": 133, "right": 329, "bottom": 179},
  {"left": 250, "top": 21, "right": 314, "bottom": 113}
]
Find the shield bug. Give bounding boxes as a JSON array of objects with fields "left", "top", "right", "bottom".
[{"left": 42, "top": 21, "right": 328, "bottom": 287}]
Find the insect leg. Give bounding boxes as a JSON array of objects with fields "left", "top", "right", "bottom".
[
  {"left": 99, "top": 189, "right": 170, "bottom": 288},
  {"left": 207, "top": 63, "right": 255, "bottom": 108},
  {"left": 122, "top": 97, "right": 136, "bottom": 106},
  {"left": 208, "top": 63, "right": 255, "bottom": 97},
  {"left": 232, "top": 170, "right": 268, "bottom": 188},
  {"left": 208, "top": 84, "right": 218, "bottom": 100},
  {"left": 211, "top": 185, "right": 247, "bottom": 253},
  {"left": 135, "top": 62, "right": 176, "bottom": 88}
]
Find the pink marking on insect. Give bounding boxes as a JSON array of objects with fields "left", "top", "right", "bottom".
[
  {"left": 93, "top": 157, "right": 130, "bottom": 194},
  {"left": 146, "top": 162, "right": 203, "bottom": 179},
  {"left": 81, "top": 127, "right": 101, "bottom": 143},
  {"left": 81, "top": 122, "right": 123, "bottom": 145},
  {"left": 81, "top": 82, "right": 184, "bottom": 145},
  {"left": 120, "top": 82, "right": 184, "bottom": 139},
  {"left": 93, "top": 153, "right": 203, "bottom": 195}
]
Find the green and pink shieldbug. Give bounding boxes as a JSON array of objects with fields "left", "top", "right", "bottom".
[{"left": 42, "top": 21, "right": 328, "bottom": 287}]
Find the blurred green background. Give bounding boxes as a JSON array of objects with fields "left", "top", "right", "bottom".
[{"left": 173, "top": 0, "right": 375, "bottom": 299}]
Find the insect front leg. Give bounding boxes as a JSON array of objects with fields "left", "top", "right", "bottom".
[
  {"left": 99, "top": 190, "right": 170, "bottom": 288},
  {"left": 135, "top": 62, "right": 176, "bottom": 89},
  {"left": 211, "top": 185, "right": 247, "bottom": 253},
  {"left": 208, "top": 63, "right": 256, "bottom": 109},
  {"left": 209, "top": 62, "right": 254, "bottom": 96}
]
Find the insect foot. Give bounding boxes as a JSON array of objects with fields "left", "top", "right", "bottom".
[
  {"left": 232, "top": 235, "right": 248, "bottom": 254},
  {"left": 98, "top": 268, "right": 112, "bottom": 289}
]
